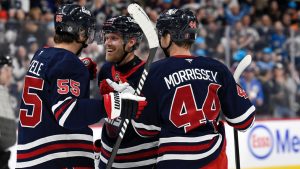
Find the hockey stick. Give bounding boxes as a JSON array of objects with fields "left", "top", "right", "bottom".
[
  {"left": 105, "top": 3, "right": 159, "bottom": 169},
  {"left": 232, "top": 54, "right": 252, "bottom": 169}
]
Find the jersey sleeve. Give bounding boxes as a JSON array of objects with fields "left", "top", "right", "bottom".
[
  {"left": 97, "top": 62, "right": 111, "bottom": 85},
  {"left": 219, "top": 66, "right": 255, "bottom": 131},
  {"left": 98, "top": 63, "right": 114, "bottom": 96},
  {"left": 48, "top": 57, "right": 105, "bottom": 130},
  {"left": 132, "top": 74, "right": 161, "bottom": 138}
]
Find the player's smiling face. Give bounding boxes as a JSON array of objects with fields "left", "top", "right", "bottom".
[{"left": 104, "top": 32, "right": 126, "bottom": 62}]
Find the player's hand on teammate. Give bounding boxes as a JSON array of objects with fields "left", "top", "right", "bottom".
[
  {"left": 99, "top": 79, "right": 135, "bottom": 95},
  {"left": 103, "top": 92, "right": 147, "bottom": 120},
  {"left": 81, "top": 57, "right": 97, "bottom": 80}
]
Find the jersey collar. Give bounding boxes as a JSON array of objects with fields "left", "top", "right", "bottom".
[{"left": 172, "top": 55, "right": 196, "bottom": 58}]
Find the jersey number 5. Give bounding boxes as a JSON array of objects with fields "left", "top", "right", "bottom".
[
  {"left": 19, "top": 76, "right": 44, "bottom": 128},
  {"left": 169, "top": 84, "right": 221, "bottom": 133}
]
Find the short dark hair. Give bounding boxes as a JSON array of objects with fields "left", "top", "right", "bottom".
[
  {"left": 173, "top": 40, "right": 193, "bottom": 49},
  {"left": 54, "top": 33, "right": 76, "bottom": 44},
  {"left": 162, "top": 32, "right": 193, "bottom": 49}
]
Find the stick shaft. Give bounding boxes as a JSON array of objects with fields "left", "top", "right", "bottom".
[
  {"left": 105, "top": 47, "right": 158, "bottom": 169},
  {"left": 232, "top": 54, "right": 252, "bottom": 169},
  {"left": 234, "top": 130, "right": 240, "bottom": 169}
]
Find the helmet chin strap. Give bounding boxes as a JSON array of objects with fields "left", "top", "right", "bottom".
[
  {"left": 76, "top": 40, "right": 88, "bottom": 56},
  {"left": 75, "top": 31, "right": 90, "bottom": 55}
]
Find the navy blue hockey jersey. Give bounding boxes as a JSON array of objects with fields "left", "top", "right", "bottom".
[
  {"left": 133, "top": 55, "right": 255, "bottom": 169},
  {"left": 98, "top": 56, "right": 158, "bottom": 169},
  {"left": 17, "top": 47, "right": 105, "bottom": 169}
]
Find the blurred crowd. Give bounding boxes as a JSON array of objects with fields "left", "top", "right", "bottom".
[{"left": 1, "top": 0, "right": 300, "bottom": 119}]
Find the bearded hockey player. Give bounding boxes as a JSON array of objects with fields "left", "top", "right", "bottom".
[{"left": 97, "top": 16, "right": 157, "bottom": 169}]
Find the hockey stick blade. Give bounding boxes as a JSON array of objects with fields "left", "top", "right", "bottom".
[
  {"left": 128, "top": 3, "right": 159, "bottom": 49},
  {"left": 128, "top": 3, "right": 159, "bottom": 95},
  {"left": 233, "top": 54, "right": 252, "bottom": 81},
  {"left": 105, "top": 4, "right": 159, "bottom": 169},
  {"left": 232, "top": 54, "right": 252, "bottom": 169}
]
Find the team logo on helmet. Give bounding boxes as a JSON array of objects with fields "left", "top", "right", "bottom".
[
  {"left": 189, "top": 21, "right": 197, "bottom": 29},
  {"left": 56, "top": 15, "right": 63, "bottom": 22},
  {"left": 166, "top": 9, "right": 178, "bottom": 15},
  {"left": 126, "top": 16, "right": 137, "bottom": 24},
  {"left": 81, "top": 7, "right": 91, "bottom": 16}
]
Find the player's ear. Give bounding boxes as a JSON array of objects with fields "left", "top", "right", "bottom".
[
  {"left": 125, "top": 37, "right": 137, "bottom": 51},
  {"left": 127, "top": 37, "right": 137, "bottom": 48},
  {"left": 160, "top": 33, "right": 171, "bottom": 48}
]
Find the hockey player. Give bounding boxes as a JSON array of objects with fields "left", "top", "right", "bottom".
[
  {"left": 16, "top": 4, "right": 146, "bottom": 169},
  {"left": 96, "top": 16, "right": 158, "bottom": 169},
  {"left": 132, "top": 9, "right": 256, "bottom": 169}
]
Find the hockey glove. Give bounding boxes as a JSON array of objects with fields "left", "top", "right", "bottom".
[
  {"left": 99, "top": 79, "right": 115, "bottom": 95},
  {"left": 106, "top": 79, "right": 135, "bottom": 94},
  {"left": 99, "top": 79, "right": 135, "bottom": 95},
  {"left": 103, "top": 92, "right": 147, "bottom": 119},
  {"left": 81, "top": 57, "right": 97, "bottom": 80}
]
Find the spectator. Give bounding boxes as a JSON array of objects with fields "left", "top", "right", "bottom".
[
  {"left": 271, "top": 62, "right": 295, "bottom": 118},
  {"left": 224, "top": 0, "right": 251, "bottom": 25},
  {"left": 268, "top": 0, "right": 281, "bottom": 22},
  {"left": 256, "top": 47, "right": 275, "bottom": 69},
  {"left": 205, "top": 20, "right": 224, "bottom": 54},
  {"left": 0, "top": 55, "right": 16, "bottom": 169},
  {"left": 285, "top": 63, "right": 300, "bottom": 116},
  {"left": 255, "top": 14, "right": 273, "bottom": 50},
  {"left": 257, "top": 64, "right": 274, "bottom": 117},
  {"left": 12, "top": 46, "right": 29, "bottom": 83},
  {"left": 26, "top": 36, "right": 39, "bottom": 59},
  {"left": 193, "top": 36, "right": 207, "bottom": 57},
  {"left": 240, "top": 64, "right": 264, "bottom": 107},
  {"left": 270, "top": 21, "right": 287, "bottom": 58},
  {"left": 241, "top": 14, "right": 259, "bottom": 50}
]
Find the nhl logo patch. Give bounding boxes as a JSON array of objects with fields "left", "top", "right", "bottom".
[{"left": 82, "top": 59, "right": 90, "bottom": 66}]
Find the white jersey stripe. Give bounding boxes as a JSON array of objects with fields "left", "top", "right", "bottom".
[
  {"left": 51, "top": 96, "right": 72, "bottom": 113},
  {"left": 100, "top": 154, "right": 156, "bottom": 168},
  {"left": 101, "top": 140, "right": 158, "bottom": 154},
  {"left": 17, "top": 134, "right": 93, "bottom": 150},
  {"left": 59, "top": 99, "right": 77, "bottom": 126},
  {"left": 131, "top": 120, "right": 161, "bottom": 131},
  {"left": 16, "top": 151, "right": 93, "bottom": 168},
  {"left": 157, "top": 134, "right": 222, "bottom": 162},
  {"left": 159, "top": 133, "right": 219, "bottom": 145},
  {"left": 224, "top": 105, "right": 255, "bottom": 124}
]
